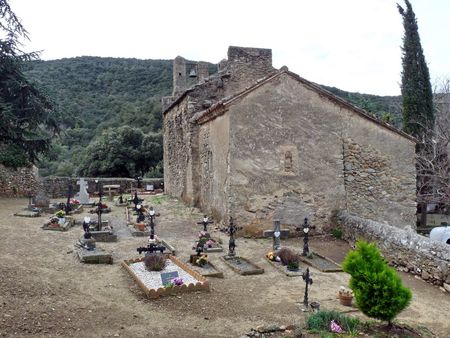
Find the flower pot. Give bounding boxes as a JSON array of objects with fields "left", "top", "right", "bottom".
[
  {"left": 339, "top": 295, "right": 353, "bottom": 306},
  {"left": 136, "top": 223, "right": 145, "bottom": 231}
]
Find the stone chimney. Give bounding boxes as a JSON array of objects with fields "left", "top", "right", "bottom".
[{"left": 226, "top": 46, "right": 274, "bottom": 93}]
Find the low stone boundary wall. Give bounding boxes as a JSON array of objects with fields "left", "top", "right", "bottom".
[
  {"left": 42, "top": 177, "right": 164, "bottom": 198},
  {"left": 0, "top": 164, "right": 38, "bottom": 197},
  {"left": 336, "top": 211, "right": 450, "bottom": 289}
]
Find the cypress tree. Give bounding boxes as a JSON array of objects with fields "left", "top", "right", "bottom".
[{"left": 398, "top": 0, "right": 434, "bottom": 140}]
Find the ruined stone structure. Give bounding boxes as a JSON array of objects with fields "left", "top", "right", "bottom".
[{"left": 162, "top": 46, "right": 417, "bottom": 233}]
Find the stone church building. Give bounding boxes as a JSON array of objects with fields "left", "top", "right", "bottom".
[{"left": 162, "top": 46, "right": 416, "bottom": 232}]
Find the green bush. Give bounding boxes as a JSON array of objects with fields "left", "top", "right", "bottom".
[
  {"left": 330, "top": 228, "right": 343, "bottom": 239},
  {"left": 342, "top": 241, "right": 412, "bottom": 325},
  {"left": 144, "top": 253, "right": 166, "bottom": 271},
  {"left": 307, "top": 310, "right": 360, "bottom": 334}
]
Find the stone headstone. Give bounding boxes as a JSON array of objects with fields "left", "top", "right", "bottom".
[
  {"left": 32, "top": 185, "right": 50, "bottom": 207},
  {"left": 75, "top": 178, "right": 91, "bottom": 204}
]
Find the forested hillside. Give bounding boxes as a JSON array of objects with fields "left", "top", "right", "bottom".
[{"left": 23, "top": 57, "right": 402, "bottom": 177}]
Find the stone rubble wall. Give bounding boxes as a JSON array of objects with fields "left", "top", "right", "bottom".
[
  {"left": 0, "top": 164, "right": 39, "bottom": 197},
  {"left": 336, "top": 211, "right": 450, "bottom": 288},
  {"left": 42, "top": 177, "right": 163, "bottom": 198},
  {"left": 343, "top": 138, "right": 416, "bottom": 228}
]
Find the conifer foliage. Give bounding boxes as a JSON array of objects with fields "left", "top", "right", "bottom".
[
  {"left": 0, "top": 0, "right": 58, "bottom": 165},
  {"left": 398, "top": 0, "right": 434, "bottom": 140},
  {"left": 342, "top": 241, "right": 412, "bottom": 326}
]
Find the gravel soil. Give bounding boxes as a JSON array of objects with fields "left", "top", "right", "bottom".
[{"left": 0, "top": 196, "right": 449, "bottom": 337}]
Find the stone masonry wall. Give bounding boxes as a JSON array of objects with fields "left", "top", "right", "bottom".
[
  {"left": 0, "top": 164, "right": 39, "bottom": 197},
  {"left": 336, "top": 211, "right": 450, "bottom": 289},
  {"left": 42, "top": 177, "right": 163, "bottom": 198},
  {"left": 343, "top": 138, "right": 416, "bottom": 228}
]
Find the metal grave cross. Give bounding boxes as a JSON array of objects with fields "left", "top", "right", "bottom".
[{"left": 302, "top": 267, "right": 313, "bottom": 306}]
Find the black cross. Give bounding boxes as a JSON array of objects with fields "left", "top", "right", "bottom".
[
  {"left": 197, "top": 215, "right": 214, "bottom": 232},
  {"left": 223, "top": 217, "right": 242, "bottom": 256},
  {"left": 296, "top": 217, "right": 315, "bottom": 256},
  {"left": 137, "top": 243, "right": 166, "bottom": 255},
  {"left": 302, "top": 267, "right": 313, "bottom": 306},
  {"left": 145, "top": 207, "right": 159, "bottom": 239},
  {"left": 65, "top": 184, "right": 73, "bottom": 215}
]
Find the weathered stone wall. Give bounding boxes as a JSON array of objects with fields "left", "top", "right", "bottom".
[
  {"left": 227, "top": 72, "right": 416, "bottom": 230},
  {"left": 198, "top": 113, "right": 230, "bottom": 221},
  {"left": 42, "top": 177, "right": 163, "bottom": 198},
  {"left": 336, "top": 211, "right": 450, "bottom": 289},
  {"left": 0, "top": 164, "right": 39, "bottom": 197},
  {"left": 341, "top": 114, "right": 416, "bottom": 227},
  {"left": 163, "top": 98, "right": 191, "bottom": 203}
]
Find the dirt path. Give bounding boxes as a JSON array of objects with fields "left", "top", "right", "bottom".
[{"left": 0, "top": 197, "right": 449, "bottom": 337}]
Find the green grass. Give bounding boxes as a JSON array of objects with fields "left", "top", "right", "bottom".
[{"left": 149, "top": 195, "right": 170, "bottom": 205}]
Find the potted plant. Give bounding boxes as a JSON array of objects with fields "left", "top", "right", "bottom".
[
  {"left": 338, "top": 286, "right": 353, "bottom": 306},
  {"left": 195, "top": 254, "right": 208, "bottom": 267}
]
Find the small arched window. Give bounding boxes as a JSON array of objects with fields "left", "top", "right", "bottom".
[{"left": 285, "top": 151, "right": 293, "bottom": 171}]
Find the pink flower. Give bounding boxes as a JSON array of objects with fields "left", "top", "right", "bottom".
[{"left": 330, "top": 320, "right": 343, "bottom": 333}]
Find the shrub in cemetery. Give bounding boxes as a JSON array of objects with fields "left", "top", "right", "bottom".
[
  {"left": 277, "top": 248, "right": 300, "bottom": 266},
  {"left": 342, "top": 241, "right": 412, "bottom": 327},
  {"left": 144, "top": 254, "right": 166, "bottom": 272}
]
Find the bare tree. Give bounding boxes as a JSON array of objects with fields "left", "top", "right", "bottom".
[{"left": 416, "top": 78, "right": 450, "bottom": 218}]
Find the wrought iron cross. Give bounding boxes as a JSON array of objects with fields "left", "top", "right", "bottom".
[
  {"left": 224, "top": 217, "right": 242, "bottom": 257},
  {"left": 302, "top": 267, "right": 313, "bottom": 306},
  {"left": 197, "top": 215, "right": 214, "bottom": 232}
]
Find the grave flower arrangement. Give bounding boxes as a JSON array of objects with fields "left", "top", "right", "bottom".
[
  {"left": 195, "top": 254, "right": 208, "bottom": 267},
  {"left": 266, "top": 251, "right": 278, "bottom": 262},
  {"left": 49, "top": 216, "right": 60, "bottom": 227},
  {"left": 194, "top": 231, "right": 219, "bottom": 249},
  {"left": 70, "top": 198, "right": 80, "bottom": 205},
  {"left": 55, "top": 210, "right": 65, "bottom": 218}
]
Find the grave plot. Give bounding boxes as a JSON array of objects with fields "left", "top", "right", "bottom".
[
  {"left": 42, "top": 214, "right": 75, "bottom": 231},
  {"left": 299, "top": 252, "right": 342, "bottom": 272},
  {"left": 265, "top": 249, "right": 303, "bottom": 277},
  {"left": 221, "top": 256, "right": 264, "bottom": 275},
  {"left": 122, "top": 255, "right": 209, "bottom": 299},
  {"left": 86, "top": 201, "right": 117, "bottom": 242},
  {"left": 75, "top": 232, "right": 113, "bottom": 264},
  {"left": 220, "top": 218, "right": 264, "bottom": 275},
  {"left": 194, "top": 216, "right": 223, "bottom": 252}
]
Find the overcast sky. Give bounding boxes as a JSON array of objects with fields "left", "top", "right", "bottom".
[{"left": 9, "top": 0, "right": 450, "bottom": 96}]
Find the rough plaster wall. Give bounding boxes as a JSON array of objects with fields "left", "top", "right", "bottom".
[
  {"left": 198, "top": 114, "right": 230, "bottom": 220},
  {"left": 228, "top": 74, "right": 346, "bottom": 230},
  {"left": 227, "top": 73, "right": 416, "bottom": 230}
]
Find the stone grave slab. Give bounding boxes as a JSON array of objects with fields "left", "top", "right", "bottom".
[
  {"left": 188, "top": 255, "right": 224, "bottom": 278},
  {"left": 220, "top": 256, "right": 264, "bottom": 275},
  {"left": 76, "top": 247, "right": 113, "bottom": 264},
  {"left": 200, "top": 237, "right": 223, "bottom": 252},
  {"left": 14, "top": 209, "right": 41, "bottom": 217},
  {"left": 122, "top": 255, "right": 209, "bottom": 299},
  {"left": 299, "top": 252, "right": 342, "bottom": 272},
  {"left": 90, "top": 230, "right": 118, "bottom": 242},
  {"left": 265, "top": 257, "right": 303, "bottom": 277}
]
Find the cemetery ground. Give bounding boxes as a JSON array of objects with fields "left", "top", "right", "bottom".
[{"left": 0, "top": 197, "right": 449, "bottom": 338}]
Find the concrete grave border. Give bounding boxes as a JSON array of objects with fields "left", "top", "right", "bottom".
[{"left": 122, "top": 255, "right": 209, "bottom": 299}]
